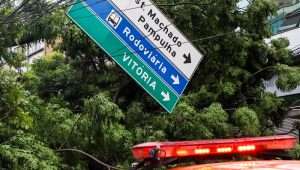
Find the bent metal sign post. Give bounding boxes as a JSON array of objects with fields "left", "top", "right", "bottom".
[{"left": 66, "top": 0, "right": 203, "bottom": 113}]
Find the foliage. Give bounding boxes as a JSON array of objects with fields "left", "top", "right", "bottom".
[
  {"left": 286, "top": 142, "right": 300, "bottom": 160},
  {"left": 275, "top": 64, "right": 300, "bottom": 92},
  {"left": 68, "top": 94, "right": 134, "bottom": 166},
  {"left": 0, "top": 2, "right": 23, "bottom": 68},
  {"left": 0, "top": 0, "right": 73, "bottom": 68},
  {"left": 0, "top": 125, "right": 61, "bottom": 170},
  {"left": 0, "top": 70, "right": 33, "bottom": 129},
  {"left": 1, "top": 0, "right": 300, "bottom": 169},
  {"left": 232, "top": 107, "right": 260, "bottom": 137}
]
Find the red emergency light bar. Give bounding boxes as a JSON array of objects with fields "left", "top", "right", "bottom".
[{"left": 131, "top": 135, "right": 297, "bottom": 159}]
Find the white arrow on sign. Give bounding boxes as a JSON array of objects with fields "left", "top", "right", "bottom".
[
  {"left": 161, "top": 91, "right": 170, "bottom": 101},
  {"left": 110, "top": 0, "right": 204, "bottom": 79},
  {"left": 171, "top": 75, "right": 180, "bottom": 85}
]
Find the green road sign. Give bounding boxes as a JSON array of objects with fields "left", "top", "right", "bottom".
[{"left": 66, "top": 1, "right": 179, "bottom": 112}]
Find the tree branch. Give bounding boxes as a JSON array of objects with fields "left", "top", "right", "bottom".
[
  {"left": 193, "top": 69, "right": 220, "bottom": 108},
  {"left": 54, "top": 148, "right": 124, "bottom": 170},
  {"left": 115, "top": 64, "right": 121, "bottom": 85},
  {"left": 276, "top": 126, "right": 298, "bottom": 136},
  {"left": 75, "top": 60, "right": 85, "bottom": 74},
  {"left": 58, "top": 103, "right": 95, "bottom": 150},
  {"left": 0, "top": 82, "right": 7, "bottom": 100},
  {"left": 71, "top": 110, "right": 83, "bottom": 112},
  {"left": 263, "top": 99, "right": 300, "bottom": 131},
  {"left": 167, "top": 10, "right": 188, "bottom": 22},
  {"left": 176, "top": 116, "right": 194, "bottom": 123},
  {"left": 193, "top": 92, "right": 202, "bottom": 107},
  {"left": 113, "top": 65, "right": 132, "bottom": 104},
  {"left": 224, "top": 108, "right": 238, "bottom": 111},
  {"left": 239, "top": 66, "right": 275, "bottom": 95},
  {"left": 197, "top": 102, "right": 209, "bottom": 108},
  {"left": 113, "top": 82, "right": 131, "bottom": 104},
  {"left": 289, "top": 99, "right": 300, "bottom": 110},
  {"left": 0, "top": 80, "right": 10, "bottom": 87},
  {"left": 156, "top": 1, "right": 218, "bottom": 7},
  {"left": 243, "top": 97, "right": 262, "bottom": 100},
  {"left": 89, "top": 56, "right": 99, "bottom": 73}
]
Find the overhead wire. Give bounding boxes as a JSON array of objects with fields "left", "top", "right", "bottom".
[
  {"left": 0, "top": 0, "right": 97, "bottom": 47},
  {"left": 2, "top": 0, "right": 156, "bottom": 25},
  {"left": 58, "top": 0, "right": 236, "bottom": 58},
  {"left": 109, "top": 31, "right": 235, "bottom": 58},
  {"left": 1, "top": 0, "right": 71, "bottom": 24},
  {"left": 2, "top": 0, "right": 230, "bottom": 35},
  {"left": 6, "top": 0, "right": 41, "bottom": 21},
  {"left": 1, "top": 0, "right": 45, "bottom": 28},
  {"left": 1, "top": 0, "right": 167, "bottom": 26},
  {"left": 2, "top": 0, "right": 236, "bottom": 63},
  {"left": 0, "top": 0, "right": 66, "bottom": 41},
  {"left": 19, "top": 0, "right": 65, "bottom": 30},
  {"left": 66, "top": 2, "right": 159, "bottom": 20},
  {"left": 0, "top": 0, "right": 106, "bottom": 48},
  {"left": 34, "top": 0, "right": 235, "bottom": 49},
  {"left": 1, "top": 0, "right": 160, "bottom": 43},
  {"left": 110, "top": 22, "right": 172, "bottom": 56},
  {"left": 14, "top": 0, "right": 42, "bottom": 16},
  {"left": 33, "top": 30, "right": 235, "bottom": 63},
  {"left": 0, "top": 0, "right": 16, "bottom": 8},
  {"left": 0, "top": 0, "right": 31, "bottom": 25},
  {"left": 3, "top": 0, "right": 236, "bottom": 60},
  {"left": 2, "top": 0, "right": 97, "bottom": 25},
  {"left": 0, "top": 0, "right": 71, "bottom": 24},
  {"left": 0, "top": 0, "right": 102, "bottom": 27},
  {"left": 66, "top": 0, "right": 105, "bottom": 14}
]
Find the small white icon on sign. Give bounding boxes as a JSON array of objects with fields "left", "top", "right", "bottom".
[{"left": 106, "top": 9, "right": 122, "bottom": 29}]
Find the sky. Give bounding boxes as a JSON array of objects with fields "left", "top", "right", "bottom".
[{"left": 237, "top": 0, "right": 250, "bottom": 8}]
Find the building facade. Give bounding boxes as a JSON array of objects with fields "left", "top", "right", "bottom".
[
  {"left": 3, "top": 40, "right": 58, "bottom": 73},
  {"left": 264, "top": 0, "right": 300, "bottom": 139}
]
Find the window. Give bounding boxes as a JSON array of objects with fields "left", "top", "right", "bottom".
[
  {"left": 278, "top": 13, "right": 300, "bottom": 33},
  {"left": 276, "top": 0, "right": 298, "bottom": 8}
]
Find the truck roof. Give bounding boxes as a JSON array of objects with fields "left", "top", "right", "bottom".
[
  {"left": 129, "top": 135, "right": 298, "bottom": 170},
  {"left": 169, "top": 160, "right": 300, "bottom": 170}
]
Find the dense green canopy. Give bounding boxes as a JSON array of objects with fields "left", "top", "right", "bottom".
[{"left": 0, "top": 0, "right": 300, "bottom": 169}]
